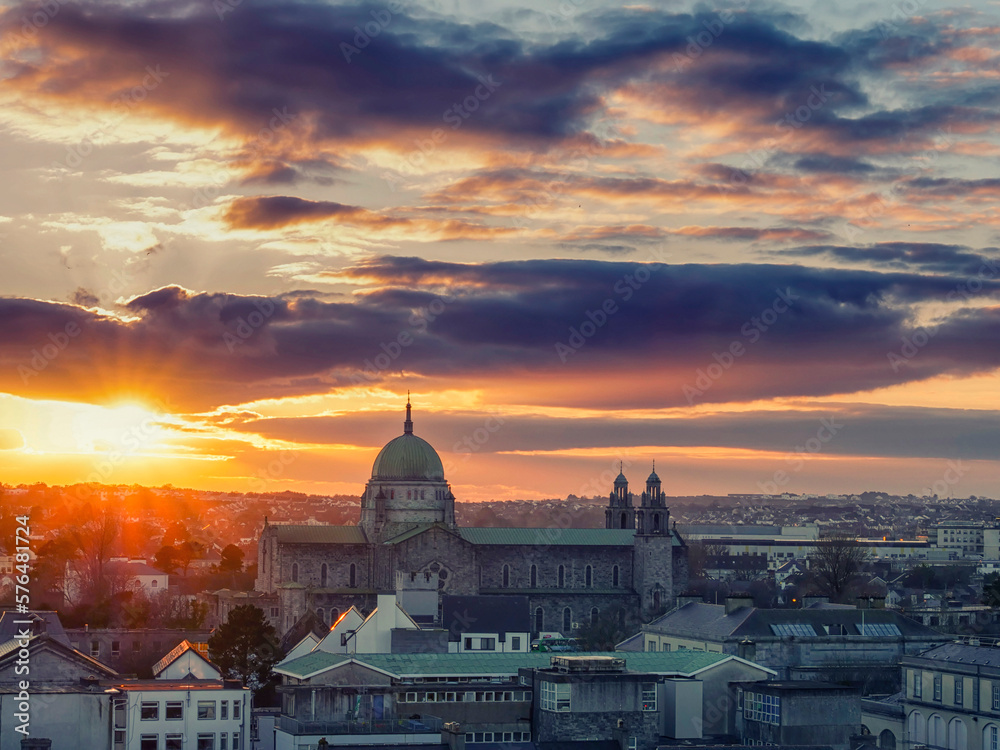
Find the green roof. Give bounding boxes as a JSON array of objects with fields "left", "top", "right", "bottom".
[
  {"left": 270, "top": 525, "right": 367, "bottom": 544},
  {"left": 459, "top": 528, "right": 636, "bottom": 546},
  {"left": 276, "top": 649, "right": 734, "bottom": 680},
  {"left": 372, "top": 433, "right": 445, "bottom": 481},
  {"left": 384, "top": 523, "right": 461, "bottom": 546}
]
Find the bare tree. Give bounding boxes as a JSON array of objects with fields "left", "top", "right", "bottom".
[{"left": 808, "top": 534, "right": 870, "bottom": 602}]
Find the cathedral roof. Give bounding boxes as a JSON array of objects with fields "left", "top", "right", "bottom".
[
  {"left": 459, "top": 527, "right": 638, "bottom": 546},
  {"left": 371, "top": 433, "right": 445, "bottom": 481},
  {"left": 370, "top": 399, "right": 445, "bottom": 481},
  {"left": 269, "top": 525, "right": 368, "bottom": 544}
]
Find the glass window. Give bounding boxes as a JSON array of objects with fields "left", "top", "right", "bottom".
[
  {"left": 956, "top": 679, "right": 965, "bottom": 705},
  {"left": 112, "top": 640, "right": 121, "bottom": 656},
  {"left": 642, "top": 682, "right": 657, "bottom": 711},
  {"left": 220, "top": 733, "right": 228, "bottom": 750},
  {"left": 511, "top": 636, "right": 521, "bottom": 650},
  {"left": 934, "top": 675, "right": 942, "bottom": 701},
  {"left": 221, "top": 701, "right": 228, "bottom": 720},
  {"left": 141, "top": 702, "right": 159, "bottom": 720},
  {"left": 198, "top": 701, "right": 216, "bottom": 720},
  {"left": 743, "top": 691, "right": 781, "bottom": 725},
  {"left": 914, "top": 671, "right": 923, "bottom": 698},
  {"left": 232, "top": 733, "right": 240, "bottom": 750},
  {"left": 166, "top": 702, "right": 183, "bottom": 720},
  {"left": 140, "top": 736, "right": 158, "bottom": 750},
  {"left": 233, "top": 701, "right": 240, "bottom": 720},
  {"left": 993, "top": 685, "right": 1000, "bottom": 711},
  {"left": 481, "top": 638, "right": 496, "bottom": 651},
  {"left": 198, "top": 735, "right": 215, "bottom": 750},
  {"left": 165, "top": 736, "right": 183, "bottom": 750},
  {"left": 540, "top": 681, "right": 571, "bottom": 712}
]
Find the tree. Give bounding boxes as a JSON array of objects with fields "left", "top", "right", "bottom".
[
  {"left": 155, "top": 546, "right": 179, "bottom": 575},
  {"left": 808, "top": 534, "right": 870, "bottom": 602},
  {"left": 219, "top": 544, "right": 244, "bottom": 575},
  {"left": 575, "top": 607, "right": 637, "bottom": 651},
  {"left": 208, "top": 605, "right": 281, "bottom": 699}
]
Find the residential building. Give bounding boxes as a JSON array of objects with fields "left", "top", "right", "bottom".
[{"left": 640, "top": 595, "right": 950, "bottom": 692}]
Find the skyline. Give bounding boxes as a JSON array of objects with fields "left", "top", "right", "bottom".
[{"left": 1, "top": 0, "right": 1000, "bottom": 500}]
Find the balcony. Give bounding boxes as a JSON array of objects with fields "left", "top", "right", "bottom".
[{"left": 277, "top": 713, "right": 443, "bottom": 737}]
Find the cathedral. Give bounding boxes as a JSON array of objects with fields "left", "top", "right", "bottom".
[{"left": 255, "top": 400, "right": 687, "bottom": 636}]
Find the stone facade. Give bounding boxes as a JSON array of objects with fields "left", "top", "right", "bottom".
[{"left": 256, "top": 404, "right": 688, "bottom": 636}]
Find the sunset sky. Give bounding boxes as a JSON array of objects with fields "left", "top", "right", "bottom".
[{"left": 1, "top": 0, "right": 1000, "bottom": 502}]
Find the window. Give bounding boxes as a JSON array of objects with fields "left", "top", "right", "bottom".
[
  {"left": 591, "top": 607, "right": 599, "bottom": 626},
  {"left": 530, "top": 565, "right": 537, "bottom": 587},
  {"left": 141, "top": 702, "right": 159, "bottom": 720},
  {"left": 90, "top": 640, "right": 100, "bottom": 657},
  {"left": 585, "top": 565, "right": 593, "bottom": 587},
  {"left": 198, "top": 701, "right": 216, "bottom": 720},
  {"left": 133, "top": 641, "right": 142, "bottom": 652},
  {"left": 232, "top": 733, "right": 239, "bottom": 750},
  {"left": 558, "top": 565, "right": 565, "bottom": 588},
  {"left": 986, "top": 725, "right": 999, "bottom": 750},
  {"left": 540, "top": 681, "right": 571, "bottom": 711},
  {"left": 563, "top": 607, "right": 572, "bottom": 633},
  {"left": 502, "top": 564, "right": 510, "bottom": 588},
  {"left": 955, "top": 679, "right": 964, "bottom": 705},
  {"left": 115, "top": 730, "right": 126, "bottom": 750},
  {"left": 166, "top": 736, "right": 183, "bottom": 750},
  {"left": 613, "top": 565, "right": 620, "bottom": 587},
  {"left": 220, "top": 733, "right": 228, "bottom": 750},
  {"left": 198, "top": 735, "right": 215, "bottom": 750},
  {"left": 647, "top": 641, "right": 657, "bottom": 651},
  {"left": 481, "top": 638, "right": 496, "bottom": 651},
  {"left": 465, "top": 637, "right": 473, "bottom": 650},
  {"left": 316, "top": 607, "right": 324, "bottom": 625},
  {"left": 349, "top": 563, "right": 357, "bottom": 587},
  {"left": 112, "top": 640, "right": 121, "bottom": 657},
  {"left": 744, "top": 691, "right": 781, "bottom": 725},
  {"left": 535, "top": 607, "right": 544, "bottom": 633},
  {"left": 994, "top": 685, "right": 1000, "bottom": 711},
  {"left": 642, "top": 682, "right": 657, "bottom": 711},
  {"left": 914, "top": 671, "right": 922, "bottom": 699},
  {"left": 141, "top": 736, "right": 158, "bottom": 750},
  {"left": 934, "top": 675, "right": 942, "bottom": 701},
  {"left": 511, "top": 636, "right": 521, "bottom": 650},
  {"left": 291, "top": 563, "right": 298, "bottom": 583},
  {"left": 114, "top": 697, "right": 127, "bottom": 729},
  {"left": 233, "top": 700, "right": 240, "bottom": 720},
  {"left": 321, "top": 563, "right": 328, "bottom": 587},
  {"left": 151, "top": 580, "right": 158, "bottom": 588},
  {"left": 270, "top": 607, "right": 279, "bottom": 618},
  {"left": 221, "top": 700, "right": 229, "bottom": 720}
]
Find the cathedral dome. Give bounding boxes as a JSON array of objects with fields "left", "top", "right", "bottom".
[
  {"left": 371, "top": 434, "right": 445, "bottom": 481},
  {"left": 370, "top": 398, "right": 445, "bottom": 481}
]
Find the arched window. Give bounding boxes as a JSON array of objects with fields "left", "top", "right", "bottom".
[
  {"left": 620, "top": 511, "right": 627, "bottom": 528},
  {"left": 316, "top": 607, "right": 324, "bottom": 625},
  {"left": 591, "top": 607, "right": 599, "bottom": 626},
  {"left": 928, "top": 715, "right": 945, "bottom": 748},
  {"left": 563, "top": 607, "right": 572, "bottom": 633},
  {"left": 879, "top": 729, "right": 896, "bottom": 750},
  {"left": 558, "top": 565, "right": 565, "bottom": 588},
  {"left": 653, "top": 514, "right": 660, "bottom": 531},
  {"left": 984, "top": 724, "right": 998, "bottom": 750},
  {"left": 908, "top": 711, "right": 925, "bottom": 745},
  {"left": 653, "top": 590, "right": 662, "bottom": 611},
  {"left": 613, "top": 565, "right": 620, "bottom": 587},
  {"left": 585, "top": 565, "right": 593, "bottom": 588},
  {"left": 535, "top": 607, "right": 544, "bottom": 634},
  {"left": 502, "top": 564, "right": 510, "bottom": 588},
  {"left": 530, "top": 565, "right": 537, "bottom": 588},
  {"left": 320, "top": 564, "right": 328, "bottom": 587},
  {"left": 349, "top": 563, "right": 357, "bottom": 588},
  {"left": 291, "top": 563, "right": 298, "bottom": 583},
  {"left": 330, "top": 608, "right": 340, "bottom": 625},
  {"left": 948, "top": 718, "right": 967, "bottom": 750}
]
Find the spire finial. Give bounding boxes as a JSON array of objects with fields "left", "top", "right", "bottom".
[{"left": 404, "top": 393, "right": 413, "bottom": 434}]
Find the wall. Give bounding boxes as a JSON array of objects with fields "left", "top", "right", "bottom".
[{"left": 0, "top": 692, "right": 109, "bottom": 750}]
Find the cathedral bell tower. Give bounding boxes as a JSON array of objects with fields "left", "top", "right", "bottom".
[
  {"left": 605, "top": 464, "right": 636, "bottom": 529},
  {"left": 633, "top": 463, "right": 673, "bottom": 616}
]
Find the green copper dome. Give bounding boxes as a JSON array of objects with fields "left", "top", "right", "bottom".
[
  {"left": 371, "top": 433, "right": 445, "bottom": 481},
  {"left": 370, "top": 399, "right": 445, "bottom": 481}
]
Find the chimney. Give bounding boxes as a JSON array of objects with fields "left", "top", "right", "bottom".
[
  {"left": 677, "top": 594, "right": 703, "bottom": 608},
  {"left": 737, "top": 638, "right": 756, "bottom": 662},
  {"left": 725, "top": 594, "right": 754, "bottom": 615}
]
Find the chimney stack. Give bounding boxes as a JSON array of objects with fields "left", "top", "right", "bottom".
[{"left": 725, "top": 594, "right": 754, "bottom": 615}]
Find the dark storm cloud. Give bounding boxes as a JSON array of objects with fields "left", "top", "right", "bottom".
[
  {"left": 1, "top": 0, "right": 989, "bottom": 159},
  {"left": 782, "top": 242, "right": 1000, "bottom": 276},
  {"left": 5, "top": 258, "right": 998, "bottom": 410},
  {"left": 233, "top": 404, "right": 1000, "bottom": 462}
]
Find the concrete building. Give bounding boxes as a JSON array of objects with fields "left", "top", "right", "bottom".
[
  {"left": 256, "top": 401, "right": 688, "bottom": 639},
  {"left": 272, "top": 649, "right": 774, "bottom": 749},
  {"left": 640, "top": 595, "right": 950, "bottom": 692},
  {"left": 443, "top": 595, "right": 531, "bottom": 654},
  {"left": 63, "top": 626, "right": 212, "bottom": 674},
  {"left": 734, "top": 680, "right": 861, "bottom": 750}
]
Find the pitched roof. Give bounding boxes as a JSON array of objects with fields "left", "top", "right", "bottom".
[
  {"left": 458, "top": 528, "right": 637, "bottom": 546},
  {"left": 152, "top": 639, "right": 217, "bottom": 677},
  {"left": 646, "top": 602, "right": 950, "bottom": 640},
  {"left": 269, "top": 525, "right": 367, "bottom": 544},
  {"left": 384, "top": 523, "right": 469, "bottom": 546},
  {"left": 0, "top": 610, "right": 71, "bottom": 647},
  {"left": 912, "top": 642, "right": 1000, "bottom": 667},
  {"left": 276, "top": 649, "right": 739, "bottom": 680}
]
